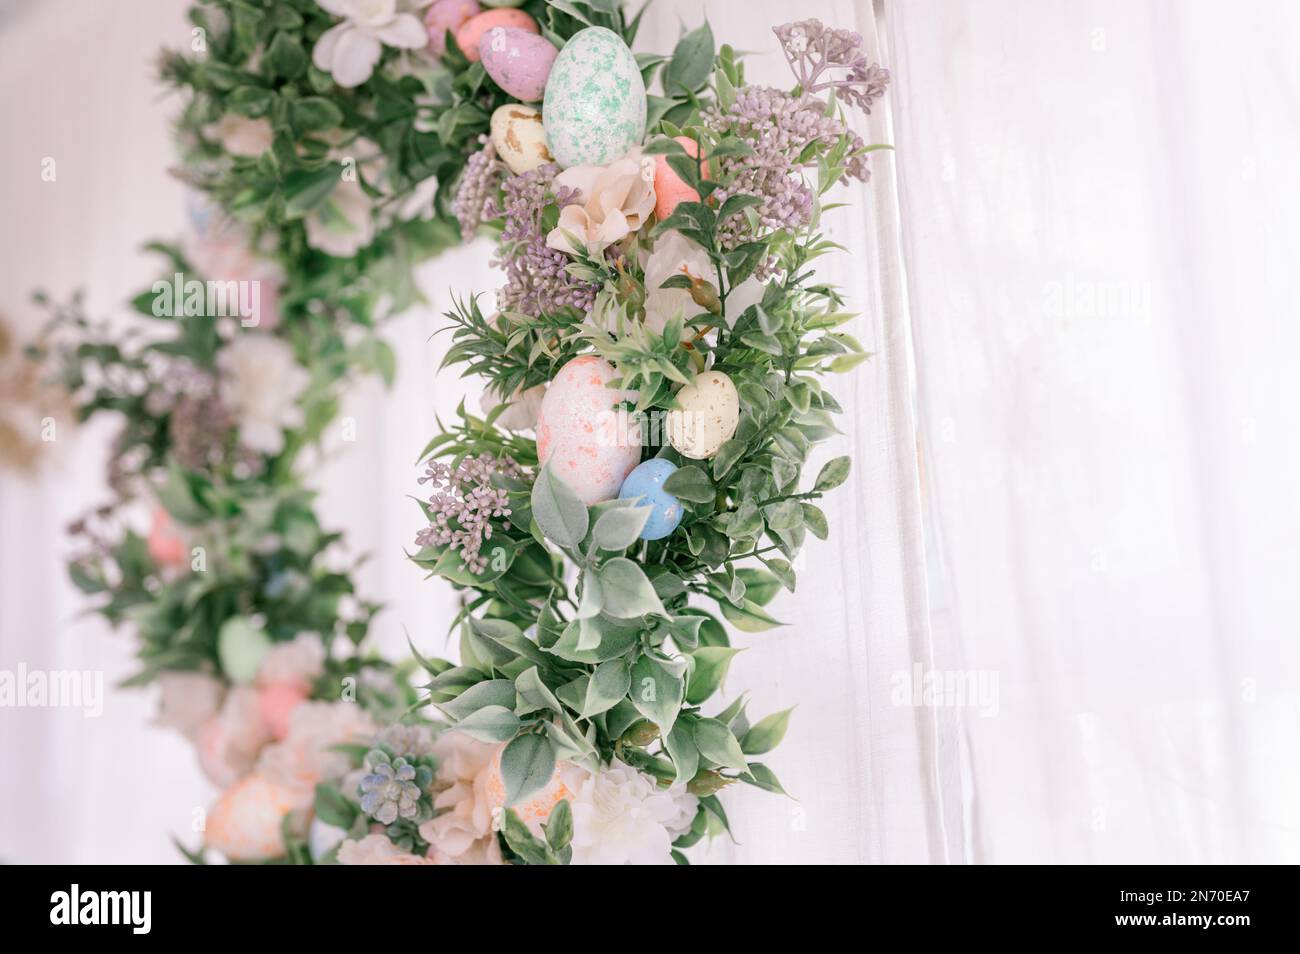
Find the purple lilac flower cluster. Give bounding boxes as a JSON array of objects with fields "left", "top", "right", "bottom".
[
  {"left": 452, "top": 136, "right": 504, "bottom": 239},
  {"left": 704, "top": 86, "right": 875, "bottom": 268},
  {"left": 773, "top": 19, "right": 891, "bottom": 114},
  {"left": 483, "top": 164, "right": 597, "bottom": 317},
  {"left": 414, "top": 453, "right": 521, "bottom": 574}
]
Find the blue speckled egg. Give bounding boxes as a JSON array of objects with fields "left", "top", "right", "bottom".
[
  {"left": 542, "top": 26, "right": 646, "bottom": 168},
  {"left": 618, "top": 458, "right": 683, "bottom": 541}
]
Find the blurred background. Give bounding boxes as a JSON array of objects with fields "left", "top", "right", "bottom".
[{"left": 2, "top": 0, "right": 1298, "bottom": 863}]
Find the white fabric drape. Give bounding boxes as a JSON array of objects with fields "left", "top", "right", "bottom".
[{"left": 886, "top": 0, "right": 1300, "bottom": 862}]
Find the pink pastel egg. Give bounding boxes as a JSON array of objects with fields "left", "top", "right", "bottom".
[
  {"left": 455, "top": 8, "right": 537, "bottom": 63},
  {"left": 653, "top": 136, "right": 706, "bottom": 220},
  {"left": 480, "top": 27, "right": 558, "bottom": 102},
  {"left": 535, "top": 355, "right": 641, "bottom": 506},
  {"left": 147, "top": 507, "right": 187, "bottom": 568},
  {"left": 257, "top": 682, "right": 309, "bottom": 740},
  {"left": 425, "top": 0, "right": 481, "bottom": 57}
]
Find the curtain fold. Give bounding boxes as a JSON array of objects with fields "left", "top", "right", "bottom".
[{"left": 886, "top": 0, "right": 1300, "bottom": 863}]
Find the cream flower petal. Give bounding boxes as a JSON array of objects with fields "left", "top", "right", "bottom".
[
  {"left": 331, "top": 27, "right": 384, "bottom": 87},
  {"left": 375, "top": 13, "right": 428, "bottom": 49},
  {"left": 312, "top": 21, "right": 349, "bottom": 71}
]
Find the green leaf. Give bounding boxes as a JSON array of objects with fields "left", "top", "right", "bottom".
[
  {"left": 514, "top": 666, "right": 562, "bottom": 716},
  {"left": 694, "top": 717, "right": 748, "bottom": 770},
  {"left": 741, "top": 762, "right": 790, "bottom": 796},
  {"left": 597, "top": 558, "right": 667, "bottom": 618},
  {"left": 662, "top": 465, "right": 715, "bottom": 504},
  {"left": 581, "top": 658, "right": 631, "bottom": 718},
  {"left": 438, "top": 679, "right": 516, "bottom": 721},
  {"left": 500, "top": 733, "right": 557, "bottom": 806},
  {"left": 290, "top": 96, "right": 344, "bottom": 132},
  {"left": 630, "top": 653, "right": 685, "bottom": 735},
  {"left": 764, "top": 499, "right": 804, "bottom": 531},
  {"left": 313, "top": 783, "right": 358, "bottom": 829},
  {"left": 663, "top": 22, "right": 715, "bottom": 97},
  {"left": 576, "top": 567, "right": 604, "bottom": 619},
  {"left": 741, "top": 707, "right": 794, "bottom": 755},
  {"left": 266, "top": 32, "right": 307, "bottom": 79},
  {"left": 592, "top": 505, "right": 650, "bottom": 550},
  {"left": 531, "top": 464, "right": 589, "bottom": 548},
  {"left": 686, "top": 646, "right": 743, "bottom": 705},
  {"left": 719, "top": 598, "right": 784, "bottom": 632},
  {"left": 801, "top": 502, "right": 829, "bottom": 540},
  {"left": 665, "top": 719, "right": 700, "bottom": 785},
  {"left": 543, "top": 798, "right": 573, "bottom": 851},
  {"left": 814, "top": 455, "right": 851, "bottom": 492},
  {"left": 455, "top": 704, "right": 520, "bottom": 742}
]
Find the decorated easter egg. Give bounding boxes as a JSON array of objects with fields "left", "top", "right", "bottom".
[
  {"left": 543, "top": 27, "right": 646, "bottom": 168},
  {"left": 205, "top": 774, "right": 295, "bottom": 861},
  {"left": 535, "top": 355, "right": 641, "bottom": 505},
  {"left": 482, "top": 745, "right": 576, "bottom": 836},
  {"left": 217, "top": 616, "right": 271, "bottom": 684},
  {"left": 455, "top": 7, "right": 537, "bottom": 63},
  {"left": 666, "top": 370, "right": 740, "bottom": 460},
  {"left": 480, "top": 27, "right": 558, "bottom": 102},
  {"left": 490, "top": 103, "right": 555, "bottom": 174},
  {"left": 653, "top": 136, "right": 705, "bottom": 220},
  {"left": 618, "top": 458, "right": 683, "bottom": 540},
  {"left": 425, "top": 0, "right": 481, "bottom": 57},
  {"left": 147, "top": 507, "right": 187, "bottom": 568}
]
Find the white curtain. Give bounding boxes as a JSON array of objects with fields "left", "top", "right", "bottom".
[
  {"left": 886, "top": 0, "right": 1300, "bottom": 862},
  {"left": 3, "top": 0, "right": 1297, "bottom": 865}
]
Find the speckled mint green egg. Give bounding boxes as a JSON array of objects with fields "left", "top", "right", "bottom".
[{"left": 542, "top": 26, "right": 646, "bottom": 168}]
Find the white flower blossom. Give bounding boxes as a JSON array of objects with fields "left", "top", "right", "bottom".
[
  {"left": 217, "top": 334, "right": 310, "bottom": 456},
  {"left": 312, "top": 0, "right": 428, "bottom": 89},
  {"left": 567, "top": 761, "right": 699, "bottom": 865}
]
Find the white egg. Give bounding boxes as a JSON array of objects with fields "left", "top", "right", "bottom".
[
  {"left": 666, "top": 370, "right": 740, "bottom": 460},
  {"left": 542, "top": 27, "right": 646, "bottom": 168},
  {"left": 490, "top": 103, "right": 555, "bottom": 175},
  {"left": 536, "top": 355, "right": 641, "bottom": 505}
]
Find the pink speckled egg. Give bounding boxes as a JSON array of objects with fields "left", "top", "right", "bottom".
[
  {"left": 258, "top": 682, "right": 309, "bottom": 740},
  {"left": 535, "top": 355, "right": 641, "bottom": 505},
  {"left": 480, "top": 27, "right": 557, "bottom": 102},
  {"left": 455, "top": 8, "right": 537, "bottom": 63},
  {"left": 425, "top": 0, "right": 481, "bottom": 57},
  {"left": 205, "top": 775, "right": 295, "bottom": 861},
  {"left": 654, "top": 136, "right": 707, "bottom": 220}
]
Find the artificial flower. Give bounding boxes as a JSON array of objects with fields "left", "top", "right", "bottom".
[
  {"left": 311, "top": 0, "right": 429, "bottom": 89},
  {"left": 204, "top": 774, "right": 297, "bottom": 861},
  {"left": 216, "top": 333, "right": 309, "bottom": 456},
  {"left": 641, "top": 232, "right": 769, "bottom": 334},
  {"left": 417, "top": 731, "right": 498, "bottom": 861},
  {"left": 256, "top": 701, "right": 377, "bottom": 809},
  {"left": 195, "top": 686, "right": 273, "bottom": 788},
  {"left": 479, "top": 381, "right": 545, "bottom": 431},
  {"left": 154, "top": 671, "right": 224, "bottom": 739},
  {"left": 567, "top": 761, "right": 698, "bottom": 865},
  {"left": 547, "top": 149, "right": 656, "bottom": 258},
  {"left": 303, "top": 174, "right": 378, "bottom": 257},
  {"left": 205, "top": 113, "right": 274, "bottom": 157},
  {"left": 337, "top": 833, "right": 436, "bottom": 865}
]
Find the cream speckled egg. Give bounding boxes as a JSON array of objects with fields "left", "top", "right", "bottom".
[
  {"left": 535, "top": 355, "right": 641, "bottom": 505},
  {"left": 542, "top": 27, "right": 646, "bottom": 168},
  {"left": 666, "top": 370, "right": 740, "bottom": 460},
  {"left": 480, "top": 27, "right": 557, "bottom": 102},
  {"left": 455, "top": 8, "right": 537, "bottom": 63},
  {"left": 490, "top": 103, "right": 555, "bottom": 174},
  {"left": 205, "top": 774, "right": 295, "bottom": 861}
]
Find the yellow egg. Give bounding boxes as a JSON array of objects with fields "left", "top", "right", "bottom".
[
  {"left": 204, "top": 774, "right": 295, "bottom": 861},
  {"left": 490, "top": 103, "right": 555, "bottom": 175},
  {"left": 666, "top": 370, "right": 740, "bottom": 460}
]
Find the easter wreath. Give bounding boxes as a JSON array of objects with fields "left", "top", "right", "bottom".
[{"left": 40, "top": 0, "right": 890, "bottom": 865}]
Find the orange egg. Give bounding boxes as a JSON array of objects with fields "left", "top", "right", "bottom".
[
  {"left": 455, "top": 8, "right": 537, "bottom": 63},
  {"left": 654, "top": 136, "right": 707, "bottom": 220}
]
